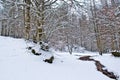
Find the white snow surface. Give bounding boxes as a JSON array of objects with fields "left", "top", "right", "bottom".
[{"left": 0, "top": 36, "right": 119, "bottom": 80}]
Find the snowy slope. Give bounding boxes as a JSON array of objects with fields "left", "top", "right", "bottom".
[{"left": 0, "top": 36, "right": 117, "bottom": 80}]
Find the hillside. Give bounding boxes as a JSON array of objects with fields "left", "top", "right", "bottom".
[{"left": 0, "top": 36, "right": 119, "bottom": 80}]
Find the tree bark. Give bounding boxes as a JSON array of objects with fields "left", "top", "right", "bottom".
[{"left": 24, "top": 0, "right": 31, "bottom": 40}]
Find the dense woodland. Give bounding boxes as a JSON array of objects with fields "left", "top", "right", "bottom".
[{"left": 0, "top": 0, "right": 120, "bottom": 55}]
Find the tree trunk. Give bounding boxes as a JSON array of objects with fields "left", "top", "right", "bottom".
[
  {"left": 91, "top": 0, "right": 103, "bottom": 55},
  {"left": 111, "top": 35, "right": 115, "bottom": 51},
  {"left": 1, "top": 20, "right": 4, "bottom": 36},
  {"left": 36, "top": 0, "right": 45, "bottom": 42},
  {"left": 24, "top": 0, "right": 31, "bottom": 40}
]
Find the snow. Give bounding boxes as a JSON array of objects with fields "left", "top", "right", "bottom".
[{"left": 0, "top": 36, "right": 119, "bottom": 80}]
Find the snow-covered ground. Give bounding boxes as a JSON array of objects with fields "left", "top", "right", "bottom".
[
  {"left": 0, "top": 36, "right": 119, "bottom": 80},
  {"left": 93, "top": 54, "right": 120, "bottom": 77}
]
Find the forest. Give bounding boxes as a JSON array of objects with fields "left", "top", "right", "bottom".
[
  {"left": 0, "top": 0, "right": 120, "bottom": 80},
  {"left": 0, "top": 0, "right": 120, "bottom": 55}
]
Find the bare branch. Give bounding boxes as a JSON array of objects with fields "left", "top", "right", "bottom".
[{"left": 45, "top": 0, "right": 57, "bottom": 6}]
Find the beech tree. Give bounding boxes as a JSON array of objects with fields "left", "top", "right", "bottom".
[
  {"left": 0, "top": 0, "right": 119, "bottom": 53},
  {"left": 30, "top": 0, "right": 57, "bottom": 42}
]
